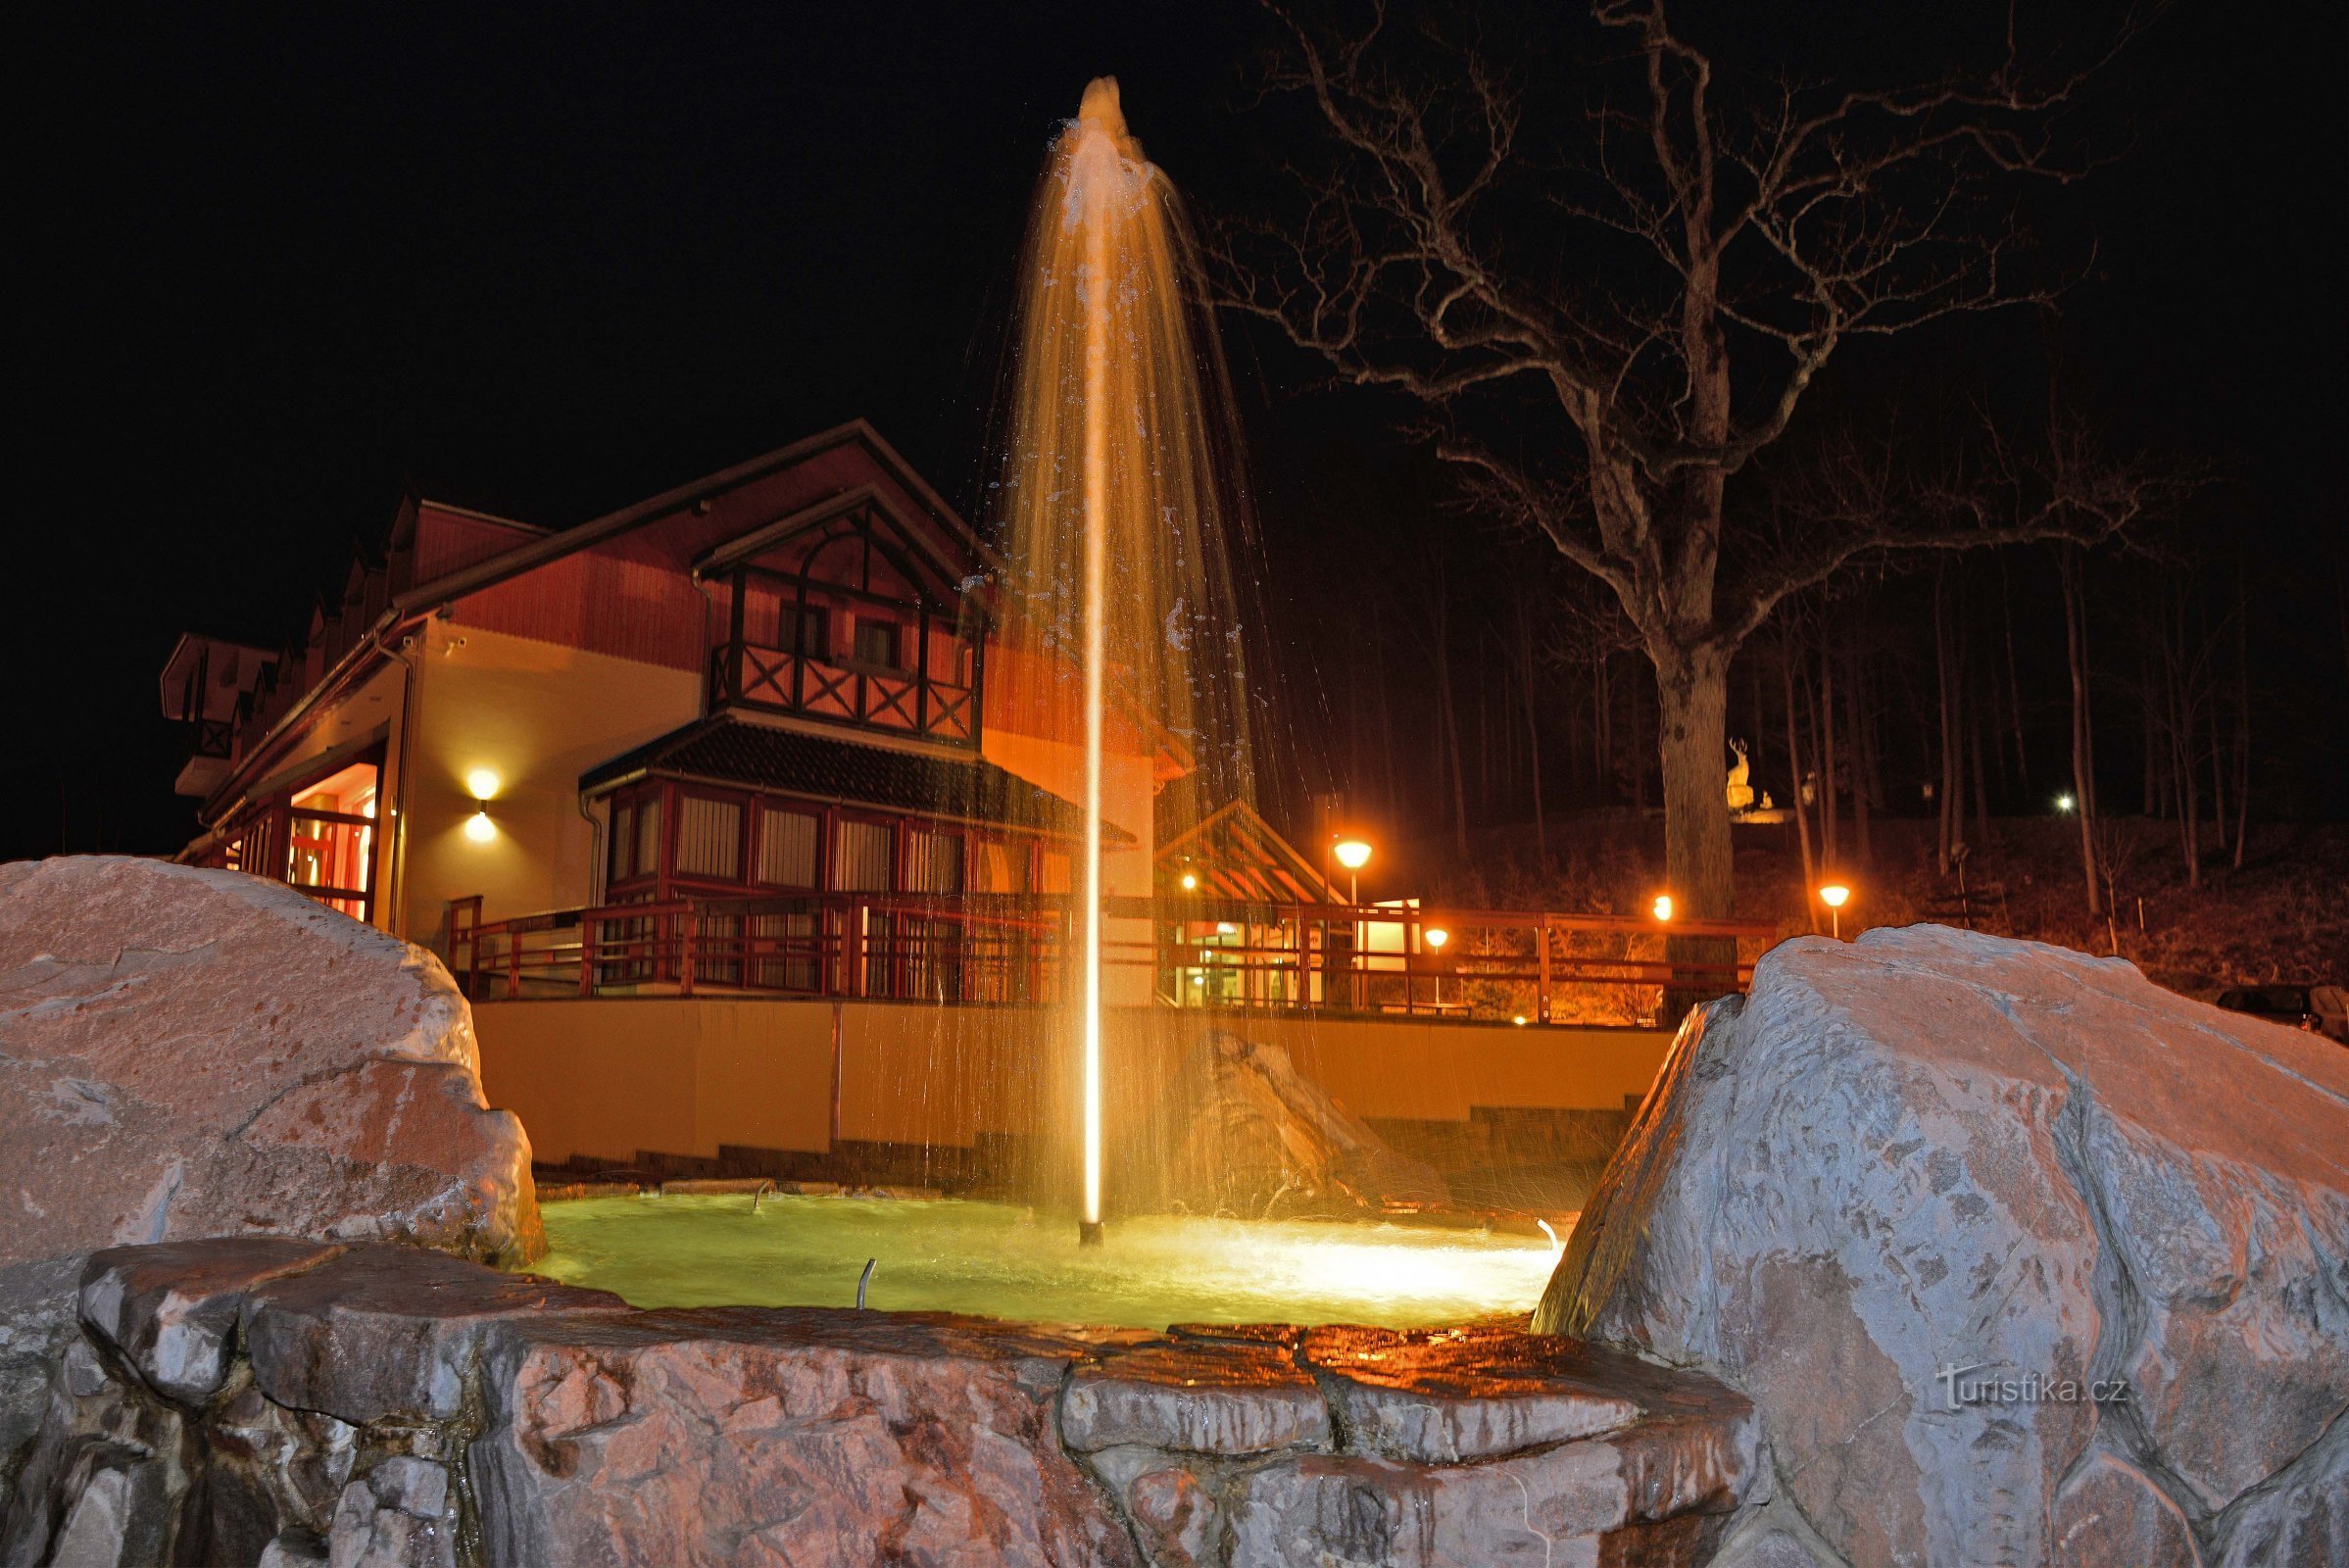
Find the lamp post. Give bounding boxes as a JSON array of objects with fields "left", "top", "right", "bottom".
[
  {"left": 1333, "top": 838, "right": 1372, "bottom": 906},
  {"left": 1333, "top": 839, "right": 1372, "bottom": 1009},
  {"left": 1819, "top": 882, "right": 1852, "bottom": 940}
]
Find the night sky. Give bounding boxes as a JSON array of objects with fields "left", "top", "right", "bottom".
[{"left": 11, "top": 3, "right": 2340, "bottom": 863}]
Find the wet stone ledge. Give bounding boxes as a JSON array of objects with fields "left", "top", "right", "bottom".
[{"left": 2, "top": 1238, "right": 1764, "bottom": 1567}]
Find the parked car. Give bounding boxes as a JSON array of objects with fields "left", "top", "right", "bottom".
[{"left": 2214, "top": 984, "right": 2349, "bottom": 1043}]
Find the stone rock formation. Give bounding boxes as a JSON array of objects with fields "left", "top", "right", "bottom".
[
  {"left": 1156, "top": 1032, "right": 1449, "bottom": 1216},
  {"left": 0, "top": 857, "right": 541, "bottom": 1498},
  {"left": 1537, "top": 923, "right": 2349, "bottom": 1568},
  {"left": 6, "top": 1238, "right": 1764, "bottom": 1567}
]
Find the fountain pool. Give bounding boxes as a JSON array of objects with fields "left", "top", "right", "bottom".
[{"left": 530, "top": 1193, "right": 1562, "bottom": 1330}]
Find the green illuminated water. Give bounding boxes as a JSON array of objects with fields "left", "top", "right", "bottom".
[{"left": 532, "top": 1194, "right": 1558, "bottom": 1330}]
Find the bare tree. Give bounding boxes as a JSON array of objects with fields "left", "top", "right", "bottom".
[{"left": 1217, "top": 0, "right": 2145, "bottom": 920}]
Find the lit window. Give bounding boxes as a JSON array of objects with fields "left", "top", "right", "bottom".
[{"left": 676, "top": 796, "right": 743, "bottom": 880}]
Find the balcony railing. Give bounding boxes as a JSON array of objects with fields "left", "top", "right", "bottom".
[
  {"left": 184, "top": 716, "right": 234, "bottom": 760},
  {"left": 443, "top": 893, "right": 1779, "bottom": 1027},
  {"left": 708, "top": 641, "right": 976, "bottom": 744}
]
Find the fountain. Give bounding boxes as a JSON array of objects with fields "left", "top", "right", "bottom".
[
  {"left": 996, "top": 76, "right": 1261, "bottom": 1247},
  {"left": 517, "top": 81, "right": 1565, "bottom": 1330}
]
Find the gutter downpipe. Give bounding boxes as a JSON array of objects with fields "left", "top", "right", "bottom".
[{"left": 388, "top": 631, "right": 424, "bottom": 941}]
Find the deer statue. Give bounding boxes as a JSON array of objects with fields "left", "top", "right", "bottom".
[{"left": 1726, "top": 739, "right": 1756, "bottom": 812}]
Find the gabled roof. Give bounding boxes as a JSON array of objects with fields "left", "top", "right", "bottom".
[
  {"left": 693, "top": 483, "right": 982, "bottom": 615},
  {"left": 191, "top": 420, "right": 996, "bottom": 825},
  {"left": 1153, "top": 800, "right": 1334, "bottom": 903},
  {"left": 580, "top": 717, "right": 1121, "bottom": 842},
  {"left": 395, "top": 419, "right": 997, "bottom": 618}
]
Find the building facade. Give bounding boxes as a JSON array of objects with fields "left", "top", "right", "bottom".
[{"left": 162, "top": 422, "right": 1173, "bottom": 978}]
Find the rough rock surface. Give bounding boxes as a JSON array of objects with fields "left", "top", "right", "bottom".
[
  {"left": 8, "top": 1238, "right": 1765, "bottom": 1567},
  {"left": 1157, "top": 1032, "right": 1449, "bottom": 1216},
  {"left": 1536, "top": 923, "right": 2349, "bottom": 1568},
  {"left": 0, "top": 856, "right": 542, "bottom": 1496}
]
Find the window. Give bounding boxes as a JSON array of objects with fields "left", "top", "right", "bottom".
[
  {"left": 1036, "top": 849, "right": 1073, "bottom": 895},
  {"left": 970, "top": 838, "right": 1025, "bottom": 894},
  {"left": 794, "top": 606, "right": 830, "bottom": 658},
  {"left": 853, "top": 620, "right": 902, "bottom": 669},
  {"left": 634, "top": 796, "right": 662, "bottom": 882},
  {"left": 611, "top": 803, "right": 635, "bottom": 880},
  {"left": 833, "top": 819, "right": 895, "bottom": 892},
  {"left": 757, "top": 808, "right": 819, "bottom": 887},
  {"left": 676, "top": 795, "right": 744, "bottom": 880},
  {"left": 905, "top": 827, "right": 964, "bottom": 894}
]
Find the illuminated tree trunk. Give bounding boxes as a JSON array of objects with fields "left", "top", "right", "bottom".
[
  {"left": 1657, "top": 646, "right": 1734, "bottom": 1015},
  {"left": 1782, "top": 646, "right": 1819, "bottom": 935},
  {"left": 2060, "top": 548, "right": 2102, "bottom": 916}
]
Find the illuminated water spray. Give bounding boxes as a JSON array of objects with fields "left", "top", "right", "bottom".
[{"left": 999, "top": 79, "right": 1259, "bottom": 1247}]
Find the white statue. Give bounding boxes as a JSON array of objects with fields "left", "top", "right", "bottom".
[{"left": 1726, "top": 739, "right": 1756, "bottom": 812}]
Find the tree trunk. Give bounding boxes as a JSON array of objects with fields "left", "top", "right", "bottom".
[
  {"left": 1818, "top": 648, "right": 1839, "bottom": 870},
  {"left": 1934, "top": 565, "right": 1957, "bottom": 873},
  {"left": 1656, "top": 646, "right": 1734, "bottom": 1013},
  {"left": 1844, "top": 636, "right": 1872, "bottom": 866},
  {"left": 1970, "top": 679, "right": 1992, "bottom": 851},
  {"left": 1999, "top": 555, "right": 2030, "bottom": 795},
  {"left": 1518, "top": 599, "right": 1546, "bottom": 859},
  {"left": 2233, "top": 568, "right": 2251, "bottom": 871},
  {"left": 2059, "top": 548, "right": 2101, "bottom": 915},
  {"left": 1782, "top": 645, "right": 1818, "bottom": 935}
]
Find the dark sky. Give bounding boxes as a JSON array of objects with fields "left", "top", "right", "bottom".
[{"left": 10, "top": 3, "right": 2339, "bottom": 861}]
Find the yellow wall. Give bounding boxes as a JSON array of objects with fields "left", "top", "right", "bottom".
[
  {"left": 398, "top": 621, "right": 702, "bottom": 940},
  {"left": 475, "top": 998, "right": 1671, "bottom": 1167}
]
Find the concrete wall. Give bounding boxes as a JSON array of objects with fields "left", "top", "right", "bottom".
[
  {"left": 399, "top": 620, "right": 702, "bottom": 939},
  {"left": 474, "top": 997, "right": 1672, "bottom": 1173}
]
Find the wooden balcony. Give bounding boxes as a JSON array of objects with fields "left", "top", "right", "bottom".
[
  {"left": 707, "top": 641, "right": 977, "bottom": 745},
  {"left": 444, "top": 893, "right": 1779, "bottom": 1027}
]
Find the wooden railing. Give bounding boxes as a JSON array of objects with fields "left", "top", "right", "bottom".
[
  {"left": 444, "top": 893, "right": 1780, "bottom": 1026},
  {"left": 708, "top": 641, "right": 976, "bottom": 743}
]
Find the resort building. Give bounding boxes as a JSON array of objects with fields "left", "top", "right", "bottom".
[{"left": 159, "top": 421, "right": 1300, "bottom": 1004}]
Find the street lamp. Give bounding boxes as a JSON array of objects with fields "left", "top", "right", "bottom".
[
  {"left": 2055, "top": 794, "right": 2077, "bottom": 814},
  {"left": 1651, "top": 893, "right": 1675, "bottom": 922},
  {"left": 1423, "top": 924, "right": 1449, "bottom": 951},
  {"left": 1819, "top": 882, "right": 1851, "bottom": 940},
  {"left": 1331, "top": 839, "right": 1373, "bottom": 1011}
]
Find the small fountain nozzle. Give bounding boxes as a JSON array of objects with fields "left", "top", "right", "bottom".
[
  {"left": 1078, "top": 1220, "right": 1105, "bottom": 1249},
  {"left": 856, "top": 1257, "right": 876, "bottom": 1309}
]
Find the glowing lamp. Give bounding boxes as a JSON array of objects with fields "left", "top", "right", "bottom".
[
  {"left": 2055, "top": 794, "right": 2077, "bottom": 813},
  {"left": 1179, "top": 872, "right": 1199, "bottom": 891},
  {"left": 1651, "top": 894, "right": 1675, "bottom": 922},
  {"left": 1423, "top": 926, "right": 1449, "bottom": 951},
  {"left": 465, "top": 767, "right": 502, "bottom": 801},
  {"left": 1819, "top": 881, "right": 1852, "bottom": 940},
  {"left": 1333, "top": 839, "right": 1372, "bottom": 871},
  {"left": 1512, "top": 1014, "right": 1529, "bottom": 1026},
  {"left": 464, "top": 810, "right": 496, "bottom": 845}
]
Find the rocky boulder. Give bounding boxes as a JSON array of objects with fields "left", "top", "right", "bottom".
[
  {"left": 9, "top": 1239, "right": 1764, "bottom": 1567},
  {"left": 1538, "top": 924, "right": 2349, "bottom": 1568},
  {"left": 0, "top": 857, "right": 541, "bottom": 1495}
]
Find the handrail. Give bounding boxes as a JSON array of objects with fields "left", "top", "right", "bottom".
[{"left": 443, "top": 890, "right": 1777, "bottom": 1026}]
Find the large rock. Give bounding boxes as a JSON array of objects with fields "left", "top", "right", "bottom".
[
  {"left": 1537, "top": 924, "right": 2349, "bottom": 1568},
  {"left": 0, "top": 857, "right": 542, "bottom": 1494},
  {"left": 10, "top": 1238, "right": 1767, "bottom": 1567}
]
